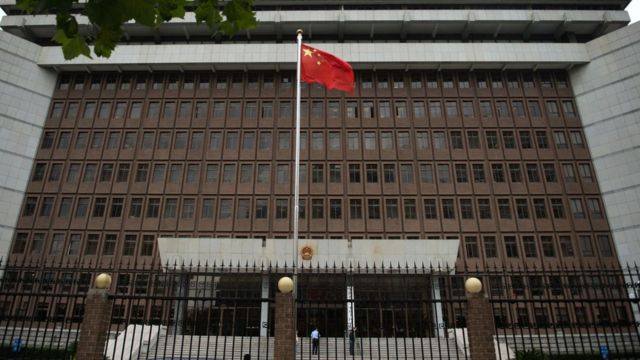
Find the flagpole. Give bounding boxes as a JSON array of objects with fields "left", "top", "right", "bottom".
[{"left": 293, "top": 29, "right": 303, "bottom": 300}]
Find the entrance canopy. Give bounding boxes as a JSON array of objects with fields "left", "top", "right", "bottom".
[{"left": 157, "top": 238, "right": 459, "bottom": 272}]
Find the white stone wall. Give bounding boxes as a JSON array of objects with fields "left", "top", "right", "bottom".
[
  {"left": 0, "top": 32, "right": 56, "bottom": 260},
  {"left": 570, "top": 21, "right": 640, "bottom": 267},
  {"left": 36, "top": 42, "right": 590, "bottom": 69}
]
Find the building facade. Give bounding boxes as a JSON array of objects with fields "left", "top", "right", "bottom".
[{"left": 0, "top": 0, "right": 639, "bottom": 271}]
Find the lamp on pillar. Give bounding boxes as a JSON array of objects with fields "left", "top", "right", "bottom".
[
  {"left": 278, "top": 276, "right": 294, "bottom": 293},
  {"left": 95, "top": 273, "right": 112, "bottom": 289},
  {"left": 464, "top": 277, "right": 482, "bottom": 294}
]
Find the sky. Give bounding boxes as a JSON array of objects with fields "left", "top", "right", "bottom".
[{"left": 0, "top": 2, "right": 638, "bottom": 28}]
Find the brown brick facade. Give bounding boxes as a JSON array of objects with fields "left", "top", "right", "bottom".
[{"left": 10, "top": 70, "right": 618, "bottom": 275}]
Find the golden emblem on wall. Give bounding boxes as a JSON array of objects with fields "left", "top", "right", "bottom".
[{"left": 301, "top": 246, "right": 313, "bottom": 260}]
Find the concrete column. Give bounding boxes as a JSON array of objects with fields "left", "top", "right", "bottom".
[
  {"left": 431, "top": 277, "right": 445, "bottom": 337},
  {"left": 76, "top": 289, "right": 112, "bottom": 360},
  {"left": 260, "top": 274, "right": 270, "bottom": 336},
  {"left": 273, "top": 291, "right": 295, "bottom": 360},
  {"left": 467, "top": 292, "right": 497, "bottom": 360}
]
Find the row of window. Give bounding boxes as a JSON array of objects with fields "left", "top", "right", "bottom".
[
  {"left": 12, "top": 231, "right": 612, "bottom": 261},
  {"left": 460, "top": 233, "right": 614, "bottom": 260},
  {"left": 49, "top": 98, "right": 578, "bottom": 123},
  {"left": 39, "top": 128, "right": 587, "bottom": 154},
  {"left": 57, "top": 71, "right": 571, "bottom": 93},
  {"left": 30, "top": 159, "right": 596, "bottom": 188},
  {"left": 22, "top": 195, "right": 605, "bottom": 223}
]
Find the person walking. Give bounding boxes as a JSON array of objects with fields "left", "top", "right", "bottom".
[{"left": 311, "top": 327, "right": 320, "bottom": 355}]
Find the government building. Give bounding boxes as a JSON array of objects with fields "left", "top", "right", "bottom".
[{"left": 0, "top": 0, "right": 639, "bottom": 356}]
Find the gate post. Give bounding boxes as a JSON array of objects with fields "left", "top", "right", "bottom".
[
  {"left": 76, "top": 273, "right": 113, "bottom": 360},
  {"left": 465, "top": 277, "right": 496, "bottom": 360},
  {"left": 274, "top": 277, "right": 295, "bottom": 360}
]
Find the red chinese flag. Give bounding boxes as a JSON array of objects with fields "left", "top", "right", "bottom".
[{"left": 301, "top": 44, "right": 354, "bottom": 94}]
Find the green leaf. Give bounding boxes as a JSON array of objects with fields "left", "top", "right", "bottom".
[
  {"left": 220, "top": 0, "right": 256, "bottom": 35},
  {"left": 52, "top": 29, "right": 91, "bottom": 59},
  {"left": 94, "top": 27, "right": 123, "bottom": 58},
  {"left": 124, "top": 0, "right": 157, "bottom": 27},
  {"left": 195, "top": 0, "right": 222, "bottom": 28},
  {"left": 157, "top": 0, "right": 186, "bottom": 24}
]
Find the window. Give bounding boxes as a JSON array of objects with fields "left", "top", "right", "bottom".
[
  {"left": 597, "top": 235, "right": 613, "bottom": 257},
  {"left": 509, "top": 164, "right": 522, "bottom": 182},
  {"left": 367, "top": 199, "right": 381, "bottom": 219},
  {"left": 554, "top": 131, "right": 568, "bottom": 149},
  {"left": 398, "top": 131, "right": 410, "bottom": 150},
  {"left": 551, "top": 198, "right": 565, "bottom": 218},
  {"left": 410, "top": 73, "right": 422, "bottom": 88},
  {"left": 419, "top": 164, "right": 434, "bottom": 183},
  {"left": 546, "top": 101, "right": 560, "bottom": 117},
  {"left": 169, "top": 164, "right": 183, "bottom": 183},
  {"left": 92, "top": 197, "right": 106, "bottom": 217},
  {"left": 50, "top": 233, "right": 65, "bottom": 255},
  {"left": 364, "top": 132, "right": 376, "bottom": 150},
  {"left": 515, "top": 199, "right": 529, "bottom": 219},
  {"left": 562, "top": 101, "right": 576, "bottom": 117},
  {"left": 222, "top": 164, "right": 235, "bottom": 183},
  {"left": 257, "top": 164, "right": 269, "bottom": 183},
  {"left": 543, "top": 163, "right": 557, "bottom": 182},
  {"left": 383, "top": 164, "right": 395, "bottom": 183},
  {"left": 460, "top": 199, "right": 473, "bottom": 219},
  {"left": 498, "top": 199, "right": 511, "bottom": 219},
  {"left": 413, "top": 101, "right": 426, "bottom": 118},
  {"left": 349, "top": 164, "right": 361, "bottom": 183},
  {"left": 462, "top": 101, "right": 474, "bottom": 117},
  {"left": 258, "top": 132, "right": 272, "bottom": 150},
  {"left": 423, "top": 199, "right": 437, "bottom": 219},
  {"left": 122, "top": 235, "right": 137, "bottom": 256},
  {"left": 404, "top": 199, "right": 417, "bottom": 219},
  {"left": 395, "top": 101, "right": 407, "bottom": 118},
  {"left": 479, "top": 101, "right": 492, "bottom": 118},
  {"left": 541, "top": 236, "right": 555, "bottom": 257},
  {"left": 496, "top": 101, "right": 510, "bottom": 117},
  {"left": 347, "top": 132, "right": 360, "bottom": 150},
  {"left": 535, "top": 131, "right": 549, "bottom": 149},
  {"left": 502, "top": 131, "right": 516, "bottom": 149},
  {"left": 129, "top": 198, "right": 143, "bottom": 218},
  {"left": 312, "top": 199, "right": 324, "bottom": 219},
  {"left": 519, "top": 131, "right": 532, "bottom": 149},
  {"left": 505, "top": 236, "right": 519, "bottom": 258},
  {"left": 512, "top": 101, "right": 525, "bottom": 118},
  {"left": 478, "top": 199, "right": 491, "bottom": 219},
  {"left": 22, "top": 197, "right": 38, "bottom": 216},
  {"left": 484, "top": 236, "right": 497, "bottom": 258},
  {"left": 328, "top": 131, "right": 340, "bottom": 150},
  {"left": 255, "top": 199, "right": 268, "bottom": 219},
  {"left": 486, "top": 131, "right": 499, "bottom": 149},
  {"left": 561, "top": 127, "right": 580, "bottom": 146},
  {"left": 400, "top": 164, "right": 413, "bottom": 183},
  {"left": 522, "top": 236, "right": 538, "bottom": 258},
  {"left": 562, "top": 164, "right": 576, "bottom": 183},
  {"left": 526, "top": 164, "right": 540, "bottom": 182},
  {"left": 579, "top": 235, "right": 594, "bottom": 257},
  {"left": 75, "top": 198, "right": 89, "bottom": 218},
  {"left": 235, "top": 199, "right": 249, "bottom": 219},
  {"left": 450, "top": 131, "right": 463, "bottom": 149},
  {"left": 146, "top": 199, "right": 160, "bottom": 218},
  {"left": 164, "top": 198, "right": 177, "bottom": 218},
  {"left": 528, "top": 101, "right": 542, "bottom": 118},
  {"left": 445, "top": 101, "right": 458, "bottom": 117},
  {"left": 219, "top": 199, "right": 233, "bottom": 219},
  {"left": 350, "top": 199, "right": 363, "bottom": 219},
  {"left": 559, "top": 236, "right": 574, "bottom": 257},
  {"left": 441, "top": 199, "right": 455, "bottom": 219},
  {"left": 366, "top": 164, "right": 378, "bottom": 183},
  {"left": 455, "top": 164, "right": 468, "bottom": 183},
  {"left": 437, "top": 164, "right": 450, "bottom": 183},
  {"left": 465, "top": 237, "right": 479, "bottom": 258},
  {"left": 429, "top": 101, "right": 442, "bottom": 118},
  {"left": 533, "top": 198, "right": 548, "bottom": 219},
  {"left": 570, "top": 198, "right": 585, "bottom": 219},
  {"left": 433, "top": 131, "right": 446, "bottom": 149},
  {"left": 110, "top": 198, "right": 124, "bottom": 217},
  {"left": 276, "top": 164, "right": 289, "bottom": 184},
  {"left": 587, "top": 198, "right": 603, "bottom": 218},
  {"left": 329, "top": 164, "right": 342, "bottom": 183},
  {"left": 578, "top": 163, "right": 593, "bottom": 182},
  {"left": 329, "top": 199, "right": 342, "bottom": 219},
  {"left": 311, "top": 164, "right": 324, "bottom": 183}
]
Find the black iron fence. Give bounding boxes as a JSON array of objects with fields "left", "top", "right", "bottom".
[{"left": 0, "top": 259, "right": 638, "bottom": 359}]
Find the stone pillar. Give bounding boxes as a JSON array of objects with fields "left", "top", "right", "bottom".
[
  {"left": 76, "top": 288, "right": 112, "bottom": 360},
  {"left": 274, "top": 291, "right": 295, "bottom": 360},
  {"left": 467, "top": 292, "right": 497, "bottom": 360},
  {"left": 431, "top": 277, "right": 445, "bottom": 337}
]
